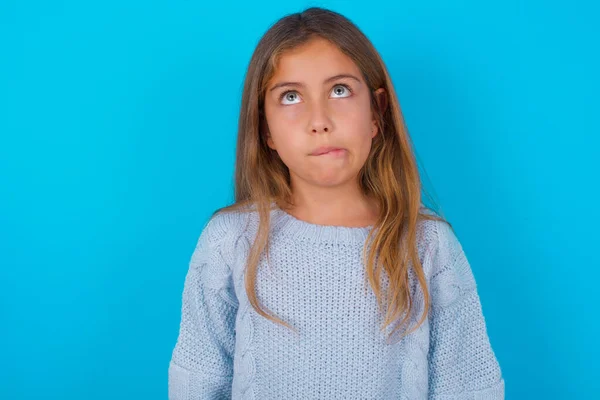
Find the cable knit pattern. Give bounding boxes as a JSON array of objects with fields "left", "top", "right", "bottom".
[{"left": 168, "top": 205, "right": 505, "bottom": 399}]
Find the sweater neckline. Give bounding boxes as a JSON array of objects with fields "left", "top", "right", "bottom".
[{"left": 270, "top": 204, "right": 375, "bottom": 245}]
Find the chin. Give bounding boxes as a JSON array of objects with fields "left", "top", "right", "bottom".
[{"left": 314, "top": 173, "right": 355, "bottom": 187}]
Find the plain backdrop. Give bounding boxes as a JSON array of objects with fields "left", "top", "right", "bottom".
[{"left": 1, "top": 1, "right": 598, "bottom": 399}]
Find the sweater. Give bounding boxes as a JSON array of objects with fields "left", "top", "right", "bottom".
[{"left": 168, "top": 205, "right": 505, "bottom": 399}]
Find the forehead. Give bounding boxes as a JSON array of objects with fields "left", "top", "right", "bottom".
[{"left": 269, "top": 38, "right": 361, "bottom": 84}]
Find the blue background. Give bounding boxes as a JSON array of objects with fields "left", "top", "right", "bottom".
[{"left": 1, "top": 1, "right": 598, "bottom": 398}]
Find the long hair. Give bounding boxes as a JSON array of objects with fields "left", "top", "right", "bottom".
[{"left": 213, "top": 7, "right": 448, "bottom": 341}]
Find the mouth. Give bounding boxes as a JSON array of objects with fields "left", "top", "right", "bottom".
[{"left": 310, "top": 147, "right": 347, "bottom": 156}]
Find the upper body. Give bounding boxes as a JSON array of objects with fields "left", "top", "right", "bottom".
[
  {"left": 168, "top": 205, "right": 505, "bottom": 399},
  {"left": 170, "top": 6, "right": 505, "bottom": 399}
]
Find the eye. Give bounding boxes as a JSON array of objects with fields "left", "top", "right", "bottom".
[
  {"left": 278, "top": 84, "right": 353, "bottom": 105},
  {"left": 280, "top": 91, "right": 301, "bottom": 105},
  {"left": 331, "top": 84, "right": 353, "bottom": 98}
]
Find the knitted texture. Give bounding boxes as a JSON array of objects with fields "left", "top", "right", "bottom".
[{"left": 168, "top": 206, "right": 505, "bottom": 399}]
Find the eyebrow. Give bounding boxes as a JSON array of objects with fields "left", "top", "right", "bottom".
[{"left": 268, "top": 73, "right": 362, "bottom": 92}]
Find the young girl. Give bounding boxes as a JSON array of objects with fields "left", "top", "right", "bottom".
[{"left": 168, "top": 7, "right": 504, "bottom": 400}]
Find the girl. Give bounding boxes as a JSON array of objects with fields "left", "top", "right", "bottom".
[{"left": 168, "top": 7, "right": 504, "bottom": 400}]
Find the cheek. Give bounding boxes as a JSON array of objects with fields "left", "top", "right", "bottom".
[
  {"left": 331, "top": 99, "right": 374, "bottom": 138},
  {"left": 266, "top": 102, "right": 306, "bottom": 132},
  {"left": 278, "top": 104, "right": 306, "bottom": 126},
  {"left": 265, "top": 119, "right": 304, "bottom": 162},
  {"left": 266, "top": 105, "right": 308, "bottom": 150}
]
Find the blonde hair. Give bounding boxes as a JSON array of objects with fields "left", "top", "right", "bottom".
[{"left": 212, "top": 7, "right": 447, "bottom": 342}]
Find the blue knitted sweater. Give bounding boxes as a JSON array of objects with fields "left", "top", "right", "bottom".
[{"left": 168, "top": 205, "right": 505, "bottom": 399}]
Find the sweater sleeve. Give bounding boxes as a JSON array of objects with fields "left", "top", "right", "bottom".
[
  {"left": 168, "top": 215, "right": 239, "bottom": 400},
  {"left": 426, "top": 220, "right": 505, "bottom": 399}
]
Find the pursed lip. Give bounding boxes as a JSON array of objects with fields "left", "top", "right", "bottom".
[{"left": 310, "top": 146, "right": 345, "bottom": 156}]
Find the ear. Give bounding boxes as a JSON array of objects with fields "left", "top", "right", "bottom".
[
  {"left": 371, "top": 87, "right": 388, "bottom": 138},
  {"left": 374, "top": 87, "right": 388, "bottom": 114}
]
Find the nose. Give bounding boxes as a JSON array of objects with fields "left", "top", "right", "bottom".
[{"left": 308, "top": 100, "right": 333, "bottom": 134}]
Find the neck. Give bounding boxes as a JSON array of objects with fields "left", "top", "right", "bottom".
[{"left": 281, "top": 194, "right": 380, "bottom": 228}]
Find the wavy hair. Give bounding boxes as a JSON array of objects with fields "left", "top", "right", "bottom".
[{"left": 213, "top": 7, "right": 447, "bottom": 342}]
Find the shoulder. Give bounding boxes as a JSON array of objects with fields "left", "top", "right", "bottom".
[
  {"left": 417, "top": 217, "right": 478, "bottom": 308},
  {"left": 190, "top": 208, "right": 252, "bottom": 272},
  {"left": 198, "top": 209, "right": 251, "bottom": 249},
  {"left": 184, "top": 209, "right": 249, "bottom": 305}
]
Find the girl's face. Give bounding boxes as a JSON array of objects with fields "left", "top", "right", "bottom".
[{"left": 264, "top": 37, "right": 385, "bottom": 191}]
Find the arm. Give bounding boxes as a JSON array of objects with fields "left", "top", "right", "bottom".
[
  {"left": 168, "top": 217, "right": 239, "bottom": 400},
  {"left": 427, "top": 221, "right": 505, "bottom": 399}
]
